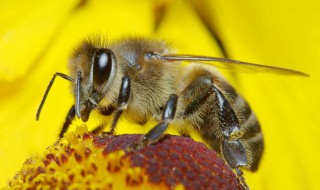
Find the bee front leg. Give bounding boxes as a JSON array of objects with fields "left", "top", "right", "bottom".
[
  {"left": 59, "top": 105, "right": 76, "bottom": 138},
  {"left": 108, "top": 76, "right": 131, "bottom": 135},
  {"left": 139, "top": 94, "right": 178, "bottom": 147}
]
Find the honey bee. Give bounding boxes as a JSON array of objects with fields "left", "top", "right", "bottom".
[{"left": 36, "top": 37, "right": 308, "bottom": 188}]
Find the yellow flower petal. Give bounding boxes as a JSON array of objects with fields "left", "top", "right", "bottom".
[
  {"left": 192, "top": 0, "right": 320, "bottom": 189},
  {"left": 1, "top": 0, "right": 319, "bottom": 189},
  {"left": 0, "top": 0, "right": 79, "bottom": 81},
  {"left": 0, "top": 0, "right": 155, "bottom": 185},
  {"left": 156, "top": 0, "right": 222, "bottom": 55}
]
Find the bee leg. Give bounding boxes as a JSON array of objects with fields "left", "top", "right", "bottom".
[
  {"left": 139, "top": 94, "right": 178, "bottom": 147},
  {"left": 90, "top": 105, "right": 117, "bottom": 134},
  {"left": 59, "top": 105, "right": 76, "bottom": 138},
  {"left": 91, "top": 123, "right": 106, "bottom": 135},
  {"left": 212, "top": 85, "right": 247, "bottom": 168},
  {"left": 212, "top": 85, "right": 248, "bottom": 189},
  {"left": 98, "top": 104, "right": 117, "bottom": 116},
  {"left": 235, "top": 167, "right": 249, "bottom": 190},
  {"left": 108, "top": 76, "right": 131, "bottom": 135}
]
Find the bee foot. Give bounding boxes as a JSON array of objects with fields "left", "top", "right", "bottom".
[{"left": 235, "top": 167, "right": 249, "bottom": 190}]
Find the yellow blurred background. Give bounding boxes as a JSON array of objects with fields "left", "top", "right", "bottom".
[{"left": 0, "top": 0, "right": 319, "bottom": 189}]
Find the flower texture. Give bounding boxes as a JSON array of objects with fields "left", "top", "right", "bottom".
[
  {"left": 1, "top": 0, "right": 320, "bottom": 190},
  {"left": 5, "top": 125, "right": 243, "bottom": 189}
]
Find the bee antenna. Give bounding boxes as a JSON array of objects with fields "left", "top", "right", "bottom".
[
  {"left": 36, "top": 73, "right": 74, "bottom": 120},
  {"left": 75, "top": 72, "right": 82, "bottom": 118}
]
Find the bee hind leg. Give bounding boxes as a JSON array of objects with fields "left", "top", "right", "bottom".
[
  {"left": 212, "top": 85, "right": 249, "bottom": 189},
  {"left": 235, "top": 167, "right": 249, "bottom": 190},
  {"left": 138, "top": 94, "right": 178, "bottom": 147},
  {"left": 183, "top": 74, "right": 249, "bottom": 188},
  {"left": 211, "top": 85, "right": 247, "bottom": 167}
]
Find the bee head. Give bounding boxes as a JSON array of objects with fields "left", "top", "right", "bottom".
[{"left": 70, "top": 41, "right": 117, "bottom": 121}]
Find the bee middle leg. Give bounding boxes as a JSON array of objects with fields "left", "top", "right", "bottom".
[
  {"left": 107, "top": 76, "right": 131, "bottom": 135},
  {"left": 91, "top": 76, "right": 131, "bottom": 135},
  {"left": 87, "top": 76, "right": 131, "bottom": 135},
  {"left": 91, "top": 104, "right": 117, "bottom": 134},
  {"left": 139, "top": 94, "right": 179, "bottom": 147}
]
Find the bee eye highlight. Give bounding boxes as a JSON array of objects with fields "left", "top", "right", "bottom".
[{"left": 93, "top": 49, "right": 114, "bottom": 85}]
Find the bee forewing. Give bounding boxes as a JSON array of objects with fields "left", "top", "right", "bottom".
[{"left": 160, "top": 54, "right": 310, "bottom": 77}]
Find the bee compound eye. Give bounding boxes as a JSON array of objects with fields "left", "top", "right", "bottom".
[{"left": 93, "top": 49, "right": 114, "bottom": 85}]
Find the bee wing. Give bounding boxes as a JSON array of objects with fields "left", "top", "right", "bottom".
[{"left": 157, "top": 54, "right": 309, "bottom": 77}]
